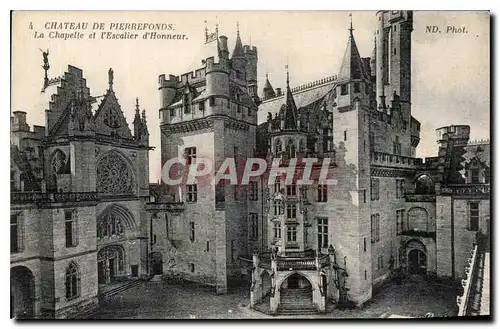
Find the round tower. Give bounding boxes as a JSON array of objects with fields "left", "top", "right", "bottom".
[{"left": 158, "top": 74, "right": 178, "bottom": 108}]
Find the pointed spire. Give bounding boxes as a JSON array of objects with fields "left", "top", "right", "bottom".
[
  {"left": 108, "top": 68, "right": 114, "bottom": 91},
  {"left": 232, "top": 21, "right": 245, "bottom": 58},
  {"left": 283, "top": 66, "right": 299, "bottom": 130},
  {"left": 338, "top": 14, "right": 369, "bottom": 82},
  {"left": 141, "top": 108, "right": 147, "bottom": 123},
  {"left": 133, "top": 97, "right": 141, "bottom": 125}
]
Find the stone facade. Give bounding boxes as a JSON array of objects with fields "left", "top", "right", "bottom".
[{"left": 11, "top": 66, "right": 151, "bottom": 318}]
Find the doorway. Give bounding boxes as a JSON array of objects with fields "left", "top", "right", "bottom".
[{"left": 408, "top": 249, "right": 427, "bottom": 274}]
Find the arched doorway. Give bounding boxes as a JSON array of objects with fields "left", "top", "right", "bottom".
[
  {"left": 261, "top": 271, "right": 272, "bottom": 299},
  {"left": 408, "top": 249, "right": 427, "bottom": 274},
  {"left": 279, "top": 273, "right": 313, "bottom": 310},
  {"left": 150, "top": 252, "right": 163, "bottom": 275},
  {"left": 11, "top": 266, "right": 35, "bottom": 319},
  {"left": 98, "top": 245, "right": 126, "bottom": 285}
]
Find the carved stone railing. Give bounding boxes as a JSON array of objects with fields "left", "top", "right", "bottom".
[
  {"left": 145, "top": 202, "right": 185, "bottom": 212},
  {"left": 371, "top": 151, "right": 424, "bottom": 168},
  {"left": 11, "top": 192, "right": 99, "bottom": 204},
  {"left": 405, "top": 194, "right": 436, "bottom": 203},
  {"left": 442, "top": 184, "right": 490, "bottom": 196},
  {"left": 277, "top": 257, "right": 317, "bottom": 271},
  {"left": 457, "top": 244, "right": 479, "bottom": 316}
]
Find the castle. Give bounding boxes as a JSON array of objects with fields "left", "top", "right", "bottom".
[{"left": 11, "top": 11, "right": 490, "bottom": 318}]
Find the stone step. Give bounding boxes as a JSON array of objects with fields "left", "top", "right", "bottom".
[{"left": 277, "top": 308, "right": 318, "bottom": 316}]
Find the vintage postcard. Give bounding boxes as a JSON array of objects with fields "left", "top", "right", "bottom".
[{"left": 10, "top": 10, "right": 490, "bottom": 319}]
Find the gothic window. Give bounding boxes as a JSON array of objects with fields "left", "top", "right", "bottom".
[
  {"left": 51, "top": 149, "right": 67, "bottom": 174},
  {"left": 185, "top": 147, "right": 197, "bottom": 165},
  {"left": 97, "top": 212, "right": 125, "bottom": 239},
  {"left": 287, "top": 139, "right": 296, "bottom": 159},
  {"left": 104, "top": 107, "right": 120, "bottom": 128},
  {"left": 275, "top": 139, "right": 283, "bottom": 155},
  {"left": 65, "top": 262, "right": 81, "bottom": 300},
  {"left": 65, "top": 210, "right": 78, "bottom": 247},
  {"left": 371, "top": 178, "right": 380, "bottom": 200},
  {"left": 371, "top": 214, "right": 380, "bottom": 243},
  {"left": 97, "top": 152, "right": 135, "bottom": 195}
]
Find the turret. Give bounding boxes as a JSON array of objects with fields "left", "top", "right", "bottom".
[
  {"left": 231, "top": 22, "right": 247, "bottom": 83},
  {"left": 158, "top": 74, "right": 178, "bottom": 109},
  {"left": 336, "top": 18, "right": 371, "bottom": 110},
  {"left": 244, "top": 45, "right": 259, "bottom": 103},
  {"left": 262, "top": 73, "right": 276, "bottom": 101}
]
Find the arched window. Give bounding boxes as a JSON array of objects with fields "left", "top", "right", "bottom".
[
  {"left": 299, "top": 139, "right": 305, "bottom": 153},
  {"left": 50, "top": 149, "right": 67, "bottom": 174},
  {"left": 97, "top": 204, "right": 136, "bottom": 240},
  {"left": 287, "top": 139, "right": 296, "bottom": 159},
  {"left": 415, "top": 175, "right": 435, "bottom": 194},
  {"left": 275, "top": 139, "right": 282, "bottom": 155},
  {"left": 65, "top": 262, "right": 80, "bottom": 300},
  {"left": 97, "top": 151, "right": 135, "bottom": 195}
]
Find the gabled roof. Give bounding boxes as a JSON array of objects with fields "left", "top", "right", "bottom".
[{"left": 93, "top": 90, "right": 133, "bottom": 139}]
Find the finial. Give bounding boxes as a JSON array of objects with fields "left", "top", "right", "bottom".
[
  {"left": 135, "top": 97, "right": 140, "bottom": 111},
  {"left": 285, "top": 62, "right": 290, "bottom": 87},
  {"left": 108, "top": 68, "right": 114, "bottom": 91},
  {"left": 349, "top": 13, "right": 354, "bottom": 35},
  {"left": 266, "top": 71, "right": 269, "bottom": 79},
  {"left": 141, "top": 108, "right": 147, "bottom": 121},
  {"left": 237, "top": 21, "right": 240, "bottom": 36}
]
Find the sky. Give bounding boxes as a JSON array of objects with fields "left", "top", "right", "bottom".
[{"left": 11, "top": 11, "right": 490, "bottom": 182}]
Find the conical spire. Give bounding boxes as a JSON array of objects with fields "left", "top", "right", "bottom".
[
  {"left": 338, "top": 14, "right": 369, "bottom": 82},
  {"left": 283, "top": 66, "right": 299, "bottom": 130},
  {"left": 232, "top": 22, "right": 245, "bottom": 58}
]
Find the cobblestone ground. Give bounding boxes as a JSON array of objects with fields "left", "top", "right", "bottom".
[{"left": 89, "top": 275, "right": 459, "bottom": 319}]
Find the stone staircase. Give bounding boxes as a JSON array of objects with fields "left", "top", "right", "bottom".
[
  {"left": 277, "top": 288, "right": 317, "bottom": 315},
  {"left": 98, "top": 279, "right": 143, "bottom": 302}
]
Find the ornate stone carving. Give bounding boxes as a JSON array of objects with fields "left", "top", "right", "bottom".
[{"left": 97, "top": 152, "right": 135, "bottom": 194}]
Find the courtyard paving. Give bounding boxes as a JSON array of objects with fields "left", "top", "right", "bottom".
[{"left": 88, "top": 275, "right": 460, "bottom": 319}]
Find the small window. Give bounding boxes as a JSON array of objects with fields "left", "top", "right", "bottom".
[
  {"left": 249, "top": 213, "right": 258, "bottom": 240},
  {"left": 340, "top": 84, "right": 348, "bottom": 95},
  {"left": 287, "top": 226, "right": 297, "bottom": 242},
  {"left": 286, "top": 204, "right": 297, "bottom": 220},
  {"left": 371, "top": 178, "right": 380, "bottom": 201},
  {"left": 469, "top": 202, "right": 479, "bottom": 231},
  {"left": 286, "top": 183, "right": 297, "bottom": 197},
  {"left": 273, "top": 222, "right": 282, "bottom": 239},
  {"left": 317, "top": 184, "right": 328, "bottom": 202},
  {"left": 363, "top": 237, "right": 367, "bottom": 252},
  {"left": 393, "top": 48, "right": 397, "bottom": 56},
  {"left": 230, "top": 240, "right": 236, "bottom": 261},
  {"left": 233, "top": 186, "right": 239, "bottom": 201},
  {"left": 209, "top": 96, "right": 215, "bottom": 107},
  {"left": 169, "top": 108, "right": 176, "bottom": 117},
  {"left": 65, "top": 211, "right": 78, "bottom": 248},
  {"left": 344, "top": 130, "right": 347, "bottom": 141},
  {"left": 206, "top": 241, "right": 210, "bottom": 252},
  {"left": 364, "top": 270, "right": 367, "bottom": 280},
  {"left": 189, "top": 222, "right": 195, "bottom": 242},
  {"left": 190, "top": 263, "right": 195, "bottom": 273},
  {"left": 317, "top": 218, "right": 328, "bottom": 250},
  {"left": 354, "top": 82, "right": 360, "bottom": 93},
  {"left": 249, "top": 181, "right": 259, "bottom": 201},
  {"left": 199, "top": 101, "right": 205, "bottom": 112},
  {"left": 185, "top": 147, "right": 197, "bottom": 165},
  {"left": 371, "top": 214, "right": 380, "bottom": 243},
  {"left": 187, "top": 184, "right": 197, "bottom": 202}
]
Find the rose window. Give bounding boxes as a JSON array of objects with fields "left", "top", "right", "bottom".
[{"left": 97, "top": 152, "right": 135, "bottom": 194}]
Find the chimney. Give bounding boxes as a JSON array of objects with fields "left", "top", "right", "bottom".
[
  {"left": 276, "top": 88, "right": 282, "bottom": 96},
  {"left": 11, "top": 111, "right": 30, "bottom": 132}
]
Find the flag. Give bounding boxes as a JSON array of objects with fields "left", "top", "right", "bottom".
[{"left": 206, "top": 32, "right": 217, "bottom": 44}]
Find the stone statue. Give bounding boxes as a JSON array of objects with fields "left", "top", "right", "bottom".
[{"left": 108, "top": 68, "right": 114, "bottom": 90}]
